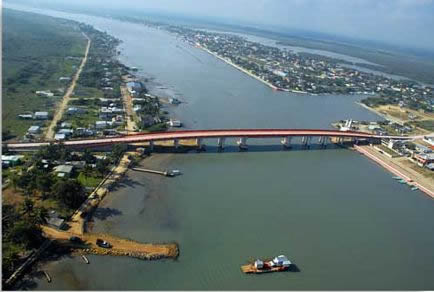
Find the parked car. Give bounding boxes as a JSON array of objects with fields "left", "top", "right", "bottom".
[{"left": 96, "top": 238, "right": 112, "bottom": 248}]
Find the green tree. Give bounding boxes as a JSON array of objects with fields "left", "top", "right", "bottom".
[
  {"left": 96, "top": 159, "right": 110, "bottom": 177},
  {"left": 110, "top": 144, "right": 126, "bottom": 164},
  {"left": 82, "top": 148, "right": 96, "bottom": 164},
  {"left": 51, "top": 179, "right": 86, "bottom": 209},
  {"left": 20, "top": 198, "right": 34, "bottom": 215},
  {"left": 35, "top": 173, "right": 53, "bottom": 194}
]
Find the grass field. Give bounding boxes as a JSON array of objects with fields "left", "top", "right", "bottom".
[{"left": 2, "top": 9, "right": 87, "bottom": 139}]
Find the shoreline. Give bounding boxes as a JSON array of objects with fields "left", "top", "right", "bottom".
[
  {"left": 354, "top": 145, "right": 434, "bottom": 198},
  {"left": 196, "top": 45, "right": 311, "bottom": 95}
]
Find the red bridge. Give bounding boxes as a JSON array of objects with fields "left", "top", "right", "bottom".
[{"left": 5, "top": 129, "right": 416, "bottom": 151}]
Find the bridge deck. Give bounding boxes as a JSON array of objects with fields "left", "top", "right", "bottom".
[{"left": 5, "top": 129, "right": 414, "bottom": 150}]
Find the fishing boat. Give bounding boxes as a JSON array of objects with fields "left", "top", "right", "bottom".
[
  {"left": 392, "top": 176, "right": 401, "bottom": 180},
  {"left": 411, "top": 186, "right": 419, "bottom": 191}
]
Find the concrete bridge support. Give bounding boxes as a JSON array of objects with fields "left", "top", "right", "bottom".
[
  {"left": 281, "top": 136, "right": 292, "bottom": 149},
  {"left": 217, "top": 137, "right": 226, "bottom": 150},
  {"left": 319, "top": 136, "right": 328, "bottom": 147},
  {"left": 174, "top": 139, "right": 179, "bottom": 149},
  {"left": 196, "top": 138, "right": 205, "bottom": 150},
  {"left": 148, "top": 140, "right": 154, "bottom": 151},
  {"left": 237, "top": 137, "right": 248, "bottom": 150},
  {"left": 302, "top": 136, "right": 311, "bottom": 148}
]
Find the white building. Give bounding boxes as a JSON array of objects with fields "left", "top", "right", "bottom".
[
  {"left": 168, "top": 119, "right": 182, "bottom": 127},
  {"left": 54, "top": 133, "right": 66, "bottom": 141},
  {"left": 35, "top": 90, "right": 54, "bottom": 97},
  {"left": 95, "top": 121, "right": 110, "bottom": 129},
  {"left": 28, "top": 125, "right": 41, "bottom": 134},
  {"left": 423, "top": 136, "right": 434, "bottom": 146},
  {"left": 34, "top": 112, "right": 49, "bottom": 120}
]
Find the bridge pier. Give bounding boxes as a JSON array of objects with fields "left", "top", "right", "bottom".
[
  {"left": 174, "top": 139, "right": 180, "bottom": 149},
  {"left": 302, "top": 136, "right": 311, "bottom": 148},
  {"left": 148, "top": 140, "right": 154, "bottom": 152},
  {"left": 319, "top": 136, "right": 328, "bottom": 148},
  {"left": 217, "top": 137, "right": 225, "bottom": 150},
  {"left": 237, "top": 137, "right": 248, "bottom": 150},
  {"left": 281, "top": 136, "right": 292, "bottom": 149},
  {"left": 196, "top": 138, "right": 205, "bottom": 151}
]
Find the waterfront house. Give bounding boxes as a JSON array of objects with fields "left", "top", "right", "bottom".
[
  {"left": 34, "top": 111, "right": 49, "bottom": 120},
  {"left": 169, "top": 97, "right": 181, "bottom": 105},
  {"left": 414, "top": 143, "right": 432, "bottom": 154},
  {"left": 126, "top": 81, "right": 143, "bottom": 95},
  {"left": 413, "top": 153, "right": 434, "bottom": 167},
  {"left": 423, "top": 136, "right": 434, "bottom": 146},
  {"left": 168, "top": 119, "right": 182, "bottom": 127}
]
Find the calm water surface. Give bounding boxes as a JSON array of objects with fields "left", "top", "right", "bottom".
[{"left": 7, "top": 5, "right": 434, "bottom": 290}]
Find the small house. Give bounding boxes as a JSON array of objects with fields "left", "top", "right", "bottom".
[
  {"left": 57, "top": 129, "right": 74, "bottom": 136},
  {"left": 61, "top": 122, "right": 72, "bottom": 128},
  {"left": 34, "top": 112, "right": 49, "bottom": 120},
  {"left": 35, "top": 90, "right": 54, "bottom": 97},
  {"left": 95, "top": 121, "right": 109, "bottom": 129},
  {"left": 1, "top": 155, "right": 24, "bottom": 167},
  {"left": 28, "top": 125, "right": 41, "bottom": 134},
  {"left": 47, "top": 210, "right": 66, "bottom": 230},
  {"left": 53, "top": 165, "right": 74, "bottom": 178},
  {"left": 54, "top": 133, "right": 66, "bottom": 141},
  {"left": 168, "top": 119, "right": 182, "bottom": 127}
]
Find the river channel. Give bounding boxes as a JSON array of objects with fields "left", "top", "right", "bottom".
[{"left": 7, "top": 4, "right": 434, "bottom": 290}]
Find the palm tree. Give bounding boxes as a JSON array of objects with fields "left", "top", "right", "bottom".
[
  {"left": 20, "top": 198, "right": 34, "bottom": 215},
  {"left": 32, "top": 207, "right": 48, "bottom": 225}
]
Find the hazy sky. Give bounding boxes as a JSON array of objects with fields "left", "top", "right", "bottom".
[{"left": 10, "top": 0, "right": 434, "bottom": 50}]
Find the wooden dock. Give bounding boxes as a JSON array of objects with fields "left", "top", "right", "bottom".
[{"left": 131, "top": 167, "right": 168, "bottom": 176}]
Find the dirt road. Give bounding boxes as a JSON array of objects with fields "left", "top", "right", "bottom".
[
  {"left": 45, "top": 33, "right": 91, "bottom": 140},
  {"left": 120, "top": 85, "right": 138, "bottom": 132}
]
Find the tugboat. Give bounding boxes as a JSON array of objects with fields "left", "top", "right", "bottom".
[{"left": 241, "top": 255, "right": 292, "bottom": 274}]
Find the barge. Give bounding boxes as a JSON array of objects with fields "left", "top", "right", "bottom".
[{"left": 241, "top": 255, "right": 292, "bottom": 274}]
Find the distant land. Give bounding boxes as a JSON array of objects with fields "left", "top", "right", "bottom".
[{"left": 5, "top": 0, "right": 434, "bottom": 86}]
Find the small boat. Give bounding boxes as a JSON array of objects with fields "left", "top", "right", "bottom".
[
  {"left": 398, "top": 179, "right": 407, "bottom": 184},
  {"left": 411, "top": 186, "right": 419, "bottom": 191},
  {"left": 392, "top": 176, "right": 401, "bottom": 180},
  {"left": 241, "top": 255, "right": 292, "bottom": 274}
]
